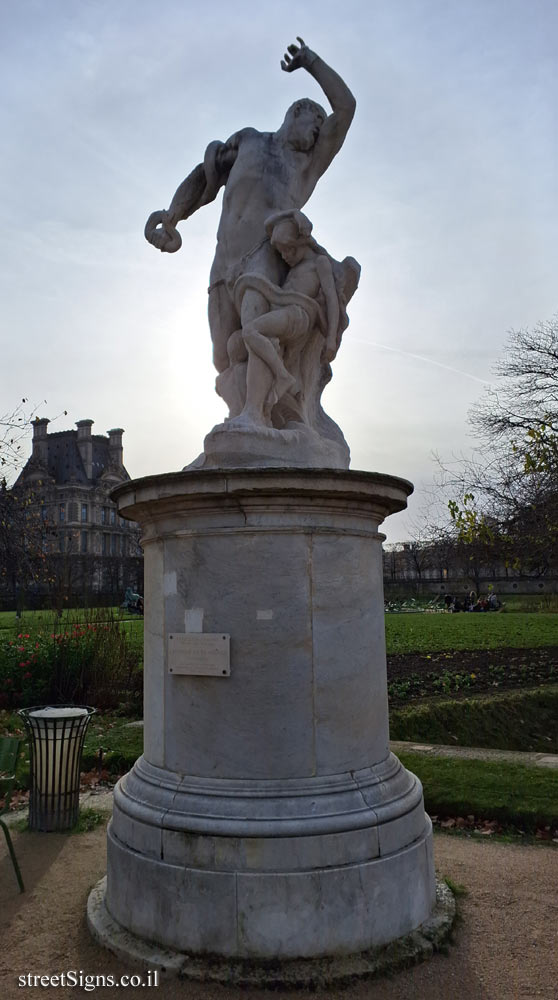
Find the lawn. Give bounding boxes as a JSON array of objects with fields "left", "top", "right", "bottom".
[
  {"left": 3, "top": 606, "right": 558, "bottom": 658},
  {"left": 385, "top": 611, "right": 558, "bottom": 654},
  {"left": 0, "top": 607, "right": 139, "bottom": 632},
  {"left": 4, "top": 607, "right": 558, "bottom": 655},
  {"left": 4, "top": 709, "right": 556, "bottom": 837},
  {"left": 4, "top": 685, "right": 557, "bottom": 777},
  {"left": 2, "top": 602, "right": 556, "bottom": 834},
  {"left": 0, "top": 608, "right": 143, "bottom": 656},
  {"left": 399, "top": 751, "right": 558, "bottom": 833}
]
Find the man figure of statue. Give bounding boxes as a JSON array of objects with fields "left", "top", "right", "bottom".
[{"left": 145, "top": 38, "right": 356, "bottom": 413}]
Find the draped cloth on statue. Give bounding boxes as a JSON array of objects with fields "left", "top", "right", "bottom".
[{"left": 232, "top": 254, "right": 360, "bottom": 442}]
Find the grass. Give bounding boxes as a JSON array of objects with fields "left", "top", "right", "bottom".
[
  {"left": 0, "top": 608, "right": 143, "bottom": 668},
  {"left": 0, "top": 606, "right": 143, "bottom": 638},
  {"left": 0, "top": 713, "right": 144, "bottom": 786},
  {"left": 9, "top": 720, "right": 557, "bottom": 839},
  {"left": 82, "top": 716, "right": 144, "bottom": 772},
  {"left": 390, "top": 685, "right": 558, "bottom": 752},
  {"left": 443, "top": 877, "right": 468, "bottom": 897},
  {"left": 4, "top": 685, "right": 557, "bottom": 782},
  {"left": 385, "top": 611, "right": 558, "bottom": 654},
  {"left": 13, "top": 807, "right": 108, "bottom": 835},
  {"left": 70, "top": 807, "right": 109, "bottom": 832},
  {"left": 4, "top": 606, "right": 558, "bottom": 660},
  {"left": 0, "top": 608, "right": 143, "bottom": 666},
  {"left": 500, "top": 594, "right": 558, "bottom": 613},
  {"left": 399, "top": 751, "right": 558, "bottom": 832},
  {"left": 1, "top": 604, "right": 556, "bottom": 837},
  {"left": 0, "top": 607, "right": 122, "bottom": 629},
  {"left": 3, "top": 696, "right": 557, "bottom": 837}
]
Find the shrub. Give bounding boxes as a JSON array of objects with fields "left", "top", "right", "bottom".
[{"left": 0, "top": 614, "right": 142, "bottom": 710}]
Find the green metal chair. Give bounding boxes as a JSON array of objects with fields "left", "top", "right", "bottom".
[{"left": 0, "top": 737, "right": 25, "bottom": 892}]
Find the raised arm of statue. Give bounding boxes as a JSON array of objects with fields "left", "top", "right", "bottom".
[{"left": 281, "top": 37, "right": 356, "bottom": 174}]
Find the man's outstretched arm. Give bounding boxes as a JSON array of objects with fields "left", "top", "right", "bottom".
[
  {"left": 281, "top": 37, "right": 356, "bottom": 170},
  {"left": 145, "top": 135, "right": 244, "bottom": 253},
  {"left": 145, "top": 161, "right": 215, "bottom": 253}
]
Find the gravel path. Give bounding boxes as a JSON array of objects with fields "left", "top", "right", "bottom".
[{"left": 1, "top": 822, "right": 557, "bottom": 999}]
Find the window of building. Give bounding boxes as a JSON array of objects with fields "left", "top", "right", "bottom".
[
  {"left": 101, "top": 507, "right": 106, "bottom": 524},
  {"left": 81, "top": 531, "right": 88, "bottom": 554},
  {"left": 102, "top": 533, "right": 110, "bottom": 556},
  {"left": 59, "top": 504, "right": 65, "bottom": 523},
  {"left": 41, "top": 504, "right": 47, "bottom": 521},
  {"left": 110, "top": 508, "right": 116, "bottom": 526},
  {"left": 120, "top": 535, "right": 125, "bottom": 556},
  {"left": 81, "top": 503, "right": 88, "bottom": 523},
  {"left": 59, "top": 534, "right": 65, "bottom": 553},
  {"left": 111, "top": 534, "right": 117, "bottom": 556}
]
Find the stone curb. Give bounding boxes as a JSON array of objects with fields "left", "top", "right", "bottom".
[{"left": 87, "top": 877, "right": 456, "bottom": 988}]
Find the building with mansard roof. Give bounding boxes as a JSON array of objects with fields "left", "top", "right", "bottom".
[{"left": 12, "top": 418, "right": 142, "bottom": 602}]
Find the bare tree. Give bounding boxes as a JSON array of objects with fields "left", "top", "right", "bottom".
[
  {"left": 0, "top": 481, "right": 56, "bottom": 605},
  {"left": 0, "top": 400, "right": 66, "bottom": 607},
  {"left": 436, "top": 316, "right": 558, "bottom": 578},
  {"left": 470, "top": 316, "right": 558, "bottom": 483},
  {"left": 1, "top": 400, "right": 43, "bottom": 477}
]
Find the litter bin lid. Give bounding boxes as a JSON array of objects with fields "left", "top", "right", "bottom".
[{"left": 28, "top": 707, "right": 91, "bottom": 719}]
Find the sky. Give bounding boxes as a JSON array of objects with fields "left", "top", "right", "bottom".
[{"left": 1, "top": 0, "right": 556, "bottom": 541}]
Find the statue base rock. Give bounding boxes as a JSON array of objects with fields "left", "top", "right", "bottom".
[{"left": 187, "top": 420, "right": 350, "bottom": 470}]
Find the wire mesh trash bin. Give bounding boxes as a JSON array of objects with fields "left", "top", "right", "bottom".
[{"left": 19, "top": 706, "right": 95, "bottom": 831}]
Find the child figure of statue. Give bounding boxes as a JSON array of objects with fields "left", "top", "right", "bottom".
[{"left": 224, "top": 210, "right": 359, "bottom": 432}]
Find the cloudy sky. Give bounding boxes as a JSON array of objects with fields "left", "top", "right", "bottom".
[{"left": 1, "top": 0, "right": 556, "bottom": 541}]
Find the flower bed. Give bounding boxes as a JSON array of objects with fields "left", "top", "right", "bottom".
[{"left": 0, "top": 619, "right": 142, "bottom": 710}]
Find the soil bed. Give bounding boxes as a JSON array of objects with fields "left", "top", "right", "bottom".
[{"left": 387, "top": 645, "right": 558, "bottom": 703}]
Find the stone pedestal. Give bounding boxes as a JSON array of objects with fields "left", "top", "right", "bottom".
[{"left": 92, "top": 469, "right": 436, "bottom": 967}]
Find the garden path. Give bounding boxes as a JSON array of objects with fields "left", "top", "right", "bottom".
[{"left": 1, "top": 823, "right": 556, "bottom": 999}]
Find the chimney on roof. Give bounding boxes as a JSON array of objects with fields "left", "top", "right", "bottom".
[
  {"left": 107, "top": 428, "right": 124, "bottom": 468},
  {"left": 31, "top": 417, "right": 50, "bottom": 465},
  {"left": 76, "top": 419, "right": 94, "bottom": 479}
]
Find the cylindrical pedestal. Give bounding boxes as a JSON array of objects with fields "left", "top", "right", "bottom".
[{"left": 99, "top": 469, "right": 435, "bottom": 961}]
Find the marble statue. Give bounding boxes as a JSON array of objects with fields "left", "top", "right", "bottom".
[
  {"left": 89, "top": 39, "right": 441, "bottom": 981},
  {"left": 145, "top": 38, "right": 358, "bottom": 468}
]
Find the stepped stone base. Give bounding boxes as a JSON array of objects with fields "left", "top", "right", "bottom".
[
  {"left": 91, "top": 468, "right": 437, "bottom": 970},
  {"left": 88, "top": 877, "right": 455, "bottom": 986}
]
